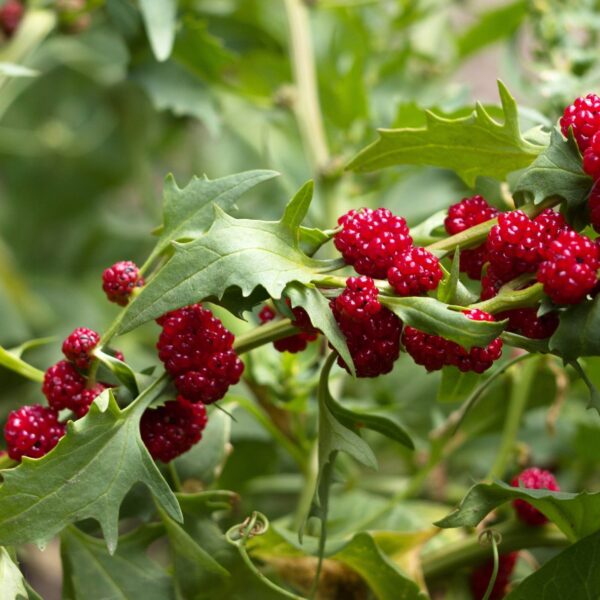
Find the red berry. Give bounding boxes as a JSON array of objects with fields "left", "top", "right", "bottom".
[
  {"left": 537, "top": 229, "right": 600, "bottom": 304},
  {"left": 480, "top": 265, "right": 509, "bottom": 301},
  {"left": 331, "top": 278, "right": 401, "bottom": 377},
  {"left": 4, "top": 405, "right": 66, "bottom": 461},
  {"left": 102, "top": 261, "right": 144, "bottom": 306},
  {"left": 560, "top": 94, "right": 600, "bottom": 152},
  {"left": 403, "top": 309, "right": 502, "bottom": 373},
  {"left": 511, "top": 467, "right": 560, "bottom": 526},
  {"left": 42, "top": 360, "right": 86, "bottom": 411},
  {"left": 69, "top": 383, "right": 109, "bottom": 418},
  {"left": 583, "top": 131, "right": 600, "bottom": 180},
  {"left": 486, "top": 210, "right": 543, "bottom": 278},
  {"left": 387, "top": 247, "right": 443, "bottom": 296},
  {"left": 470, "top": 552, "right": 518, "bottom": 600},
  {"left": 534, "top": 209, "right": 568, "bottom": 246},
  {"left": 62, "top": 327, "right": 100, "bottom": 369},
  {"left": 258, "top": 303, "right": 318, "bottom": 354},
  {"left": 498, "top": 307, "right": 559, "bottom": 340},
  {"left": 0, "top": 0, "right": 23, "bottom": 37},
  {"left": 140, "top": 396, "right": 207, "bottom": 462},
  {"left": 590, "top": 185, "right": 600, "bottom": 233},
  {"left": 445, "top": 195, "right": 499, "bottom": 235},
  {"left": 157, "top": 304, "right": 243, "bottom": 403},
  {"left": 334, "top": 208, "right": 412, "bottom": 278}
]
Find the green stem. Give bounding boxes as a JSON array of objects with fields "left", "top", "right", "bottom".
[
  {"left": 292, "top": 441, "right": 318, "bottom": 530},
  {"left": 471, "top": 283, "right": 545, "bottom": 314},
  {"left": 168, "top": 462, "right": 182, "bottom": 492},
  {"left": 422, "top": 521, "right": 568, "bottom": 581},
  {"left": 284, "top": 0, "right": 330, "bottom": 174},
  {"left": 487, "top": 357, "right": 539, "bottom": 481},
  {"left": 233, "top": 319, "right": 300, "bottom": 355},
  {"left": 426, "top": 196, "right": 562, "bottom": 254},
  {"left": 482, "top": 533, "right": 500, "bottom": 600}
]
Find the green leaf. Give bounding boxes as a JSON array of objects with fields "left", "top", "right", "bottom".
[
  {"left": 0, "top": 382, "right": 181, "bottom": 553},
  {"left": 549, "top": 296, "right": 600, "bottom": 361},
  {"left": 514, "top": 129, "right": 591, "bottom": 207},
  {"left": 94, "top": 348, "right": 139, "bottom": 396},
  {"left": 139, "top": 0, "right": 176, "bottom": 62},
  {"left": 347, "top": 82, "right": 542, "bottom": 186},
  {"left": 298, "top": 226, "right": 331, "bottom": 257},
  {"left": 149, "top": 169, "right": 279, "bottom": 264},
  {"left": 504, "top": 529, "right": 600, "bottom": 599},
  {"left": 0, "top": 345, "right": 44, "bottom": 382},
  {"left": 120, "top": 184, "right": 344, "bottom": 333},
  {"left": 0, "top": 548, "right": 28, "bottom": 600},
  {"left": 436, "top": 367, "right": 479, "bottom": 403},
  {"left": 325, "top": 383, "right": 414, "bottom": 450},
  {"left": 435, "top": 481, "right": 600, "bottom": 541},
  {"left": 456, "top": 0, "right": 527, "bottom": 58},
  {"left": 0, "top": 63, "right": 38, "bottom": 78},
  {"left": 380, "top": 296, "right": 505, "bottom": 349},
  {"left": 60, "top": 525, "right": 174, "bottom": 600},
  {"left": 133, "top": 61, "right": 220, "bottom": 136},
  {"left": 284, "top": 281, "right": 354, "bottom": 375},
  {"left": 437, "top": 250, "right": 461, "bottom": 305}
]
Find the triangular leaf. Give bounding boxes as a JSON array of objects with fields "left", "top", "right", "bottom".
[
  {"left": 348, "top": 81, "right": 542, "bottom": 186},
  {"left": 139, "top": 0, "right": 176, "bottom": 62},
  {"left": 120, "top": 191, "right": 344, "bottom": 333},
  {"left": 0, "top": 382, "right": 181, "bottom": 553},
  {"left": 435, "top": 481, "right": 600, "bottom": 541}
]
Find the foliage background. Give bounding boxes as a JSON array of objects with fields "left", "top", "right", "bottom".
[{"left": 1, "top": 0, "right": 600, "bottom": 597}]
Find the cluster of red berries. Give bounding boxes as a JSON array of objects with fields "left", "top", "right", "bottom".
[
  {"left": 102, "top": 260, "right": 144, "bottom": 306},
  {"left": 335, "top": 207, "right": 443, "bottom": 297},
  {"left": 4, "top": 326, "right": 109, "bottom": 461},
  {"left": 470, "top": 467, "right": 559, "bottom": 599},
  {"left": 258, "top": 303, "right": 318, "bottom": 353},
  {"left": 330, "top": 276, "right": 402, "bottom": 377},
  {"left": 0, "top": 0, "right": 23, "bottom": 37}
]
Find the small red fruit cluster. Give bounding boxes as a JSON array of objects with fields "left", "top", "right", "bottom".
[
  {"left": 0, "top": 0, "right": 23, "bottom": 37},
  {"left": 102, "top": 261, "right": 144, "bottom": 306},
  {"left": 258, "top": 303, "right": 319, "bottom": 353}
]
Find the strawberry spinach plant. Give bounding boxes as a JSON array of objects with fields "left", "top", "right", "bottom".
[{"left": 2, "top": 1, "right": 600, "bottom": 599}]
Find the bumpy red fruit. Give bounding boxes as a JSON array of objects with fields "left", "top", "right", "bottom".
[
  {"left": 534, "top": 209, "right": 567, "bottom": 245},
  {"left": 486, "top": 210, "right": 543, "bottom": 278},
  {"left": 102, "top": 260, "right": 144, "bottom": 306},
  {"left": 511, "top": 467, "right": 560, "bottom": 526},
  {"left": 62, "top": 327, "right": 100, "bottom": 369},
  {"left": 590, "top": 185, "right": 600, "bottom": 233},
  {"left": 259, "top": 304, "right": 318, "bottom": 354},
  {"left": 4, "top": 405, "right": 66, "bottom": 461},
  {"left": 387, "top": 247, "right": 443, "bottom": 296},
  {"left": 0, "top": 0, "right": 24, "bottom": 37},
  {"left": 403, "top": 309, "right": 502, "bottom": 373},
  {"left": 43, "top": 360, "right": 86, "bottom": 411},
  {"left": 560, "top": 94, "right": 600, "bottom": 151},
  {"left": 583, "top": 131, "right": 600, "bottom": 180},
  {"left": 537, "top": 229, "right": 600, "bottom": 304},
  {"left": 470, "top": 552, "right": 518, "bottom": 600},
  {"left": 334, "top": 208, "right": 412, "bottom": 278},
  {"left": 498, "top": 307, "right": 559, "bottom": 339},
  {"left": 157, "top": 304, "right": 244, "bottom": 402},
  {"left": 331, "top": 279, "right": 401, "bottom": 377},
  {"left": 69, "top": 383, "right": 108, "bottom": 418},
  {"left": 140, "top": 397, "right": 207, "bottom": 462}
]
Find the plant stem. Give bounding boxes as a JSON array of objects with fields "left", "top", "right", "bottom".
[
  {"left": 233, "top": 319, "right": 300, "bottom": 355},
  {"left": 487, "top": 357, "right": 539, "bottom": 481},
  {"left": 168, "top": 461, "right": 182, "bottom": 492},
  {"left": 284, "top": 0, "right": 330, "bottom": 174},
  {"left": 426, "top": 196, "right": 561, "bottom": 254},
  {"left": 292, "top": 441, "right": 318, "bottom": 531},
  {"left": 421, "top": 521, "right": 568, "bottom": 580},
  {"left": 471, "top": 283, "right": 545, "bottom": 314}
]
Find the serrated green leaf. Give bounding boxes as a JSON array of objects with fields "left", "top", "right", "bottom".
[
  {"left": 0, "top": 382, "right": 181, "bottom": 553},
  {"left": 120, "top": 187, "right": 344, "bottom": 333},
  {"left": 381, "top": 296, "right": 505, "bottom": 349},
  {"left": 284, "top": 281, "right": 354, "bottom": 375},
  {"left": 514, "top": 128, "right": 591, "bottom": 207},
  {"left": 435, "top": 481, "right": 600, "bottom": 541},
  {"left": 60, "top": 525, "right": 174, "bottom": 600},
  {"left": 549, "top": 296, "right": 600, "bottom": 361},
  {"left": 504, "top": 529, "right": 600, "bottom": 599},
  {"left": 347, "top": 82, "right": 542, "bottom": 186},
  {"left": 0, "top": 345, "right": 44, "bottom": 382},
  {"left": 0, "top": 548, "right": 28, "bottom": 600},
  {"left": 436, "top": 367, "right": 479, "bottom": 403},
  {"left": 139, "top": 0, "right": 176, "bottom": 62},
  {"left": 149, "top": 169, "right": 279, "bottom": 265}
]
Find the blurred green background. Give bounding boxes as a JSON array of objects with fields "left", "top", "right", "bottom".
[{"left": 3, "top": 0, "right": 600, "bottom": 597}]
